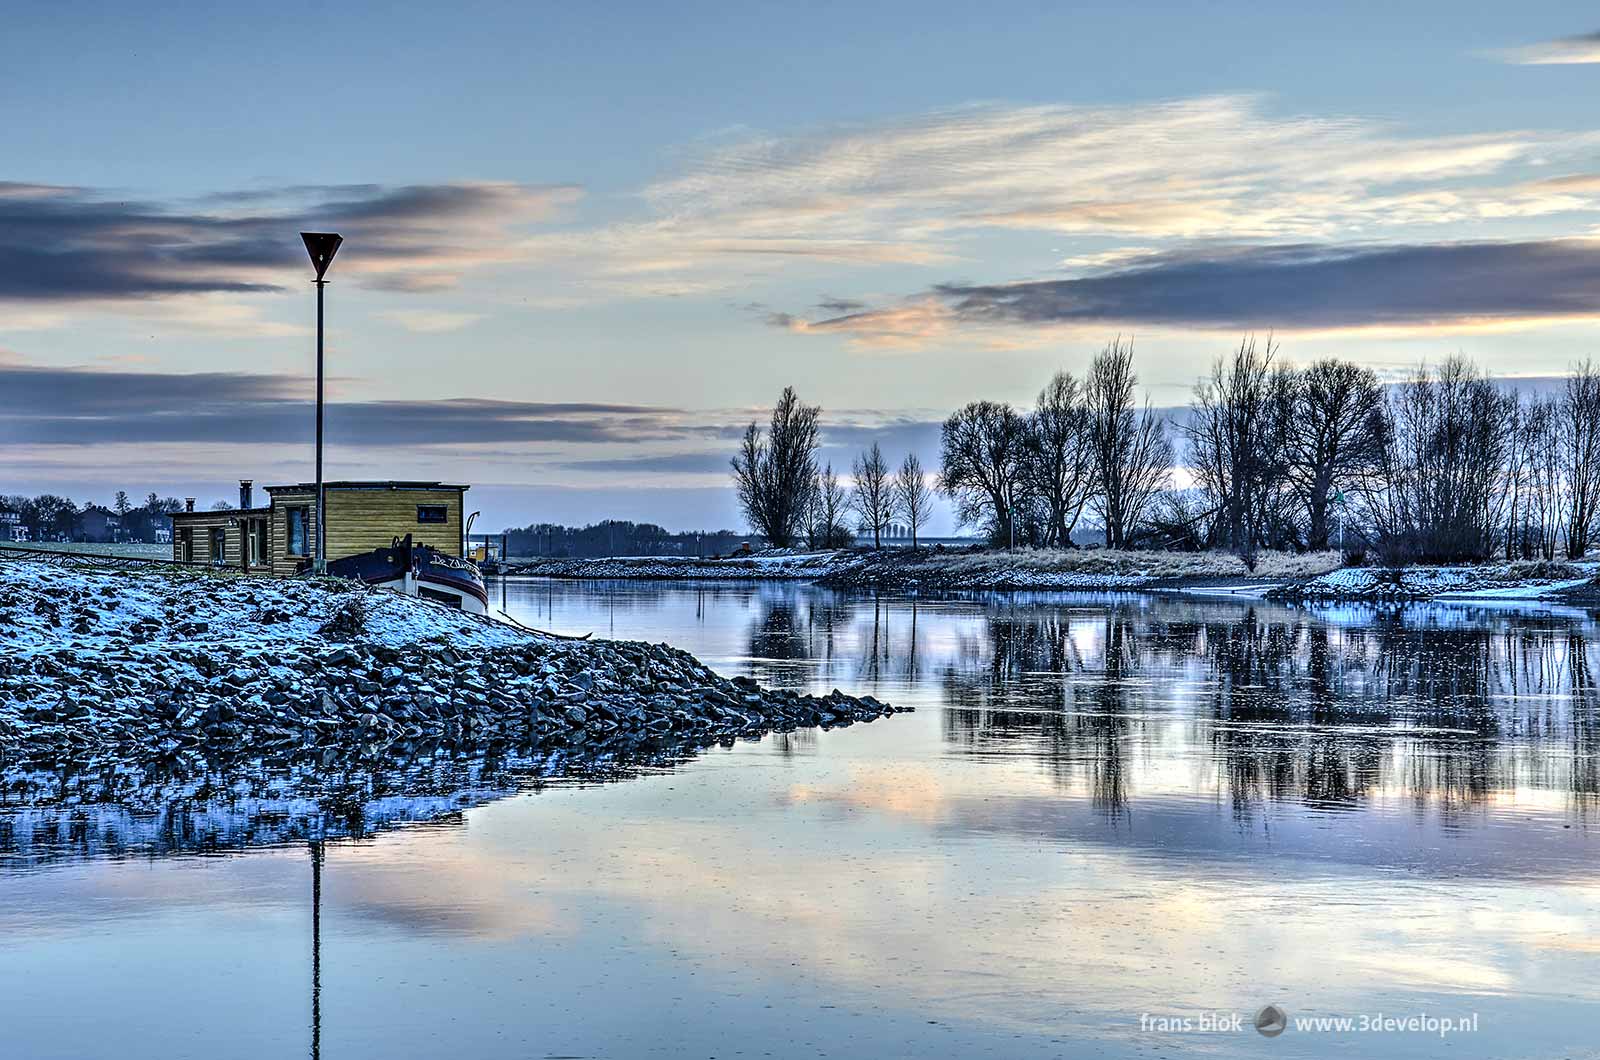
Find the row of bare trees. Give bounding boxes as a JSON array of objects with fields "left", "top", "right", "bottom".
[
  {"left": 730, "top": 388, "right": 934, "bottom": 548},
  {"left": 734, "top": 344, "right": 1600, "bottom": 563},
  {"left": 939, "top": 339, "right": 1172, "bottom": 548},
  {"left": 1181, "top": 341, "right": 1600, "bottom": 563}
]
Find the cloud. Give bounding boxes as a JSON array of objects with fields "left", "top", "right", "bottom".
[
  {"left": 786, "top": 237, "right": 1600, "bottom": 337},
  {"left": 378, "top": 309, "right": 483, "bottom": 333},
  {"left": 0, "top": 361, "right": 691, "bottom": 447},
  {"left": 560, "top": 452, "right": 733, "bottom": 474},
  {"left": 1498, "top": 30, "right": 1600, "bottom": 65},
  {"left": 0, "top": 181, "right": 579, "bottom": 303},
  {"left": 511, "top": 95, "right": 1600, "bottom": 308}
]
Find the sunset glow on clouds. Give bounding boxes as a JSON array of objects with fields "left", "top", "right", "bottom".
[{"left": 3, "top": 5, "right": 1599, "bottom": 526}]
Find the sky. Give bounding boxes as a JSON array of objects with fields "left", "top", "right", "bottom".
[{"left": 3, "top": 2, "right": 1599, "bottom": 532}]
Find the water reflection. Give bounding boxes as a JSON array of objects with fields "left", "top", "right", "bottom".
[
  {"left": 0, "top": 735, "right": 774, "bottom": 871},
  {"left": 505, "top": 581, "right": 1600, "bottom": 830},
  {"left": 8, "top": 586, "right": 1600, "bottom": 869},
  {"left": 7, "top": 581, "right": 1600, "bottom": 1060},
  {"left": 908, "top": 597, "right": 1600, "bottom": 823}
]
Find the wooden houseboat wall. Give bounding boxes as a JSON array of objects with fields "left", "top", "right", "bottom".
[{"left": 170, "top": 481, "right": 468, "bottom": 576}]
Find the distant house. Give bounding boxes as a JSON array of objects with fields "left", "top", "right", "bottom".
[
  {"left": 151, "top": 513, "right": 172, "bottom": 545},
  {"left": 78, "top": 505, "right": 125, "bottom": 543},
  {"left": 0, "top": 506, "right": 26, "bottom": 543}
]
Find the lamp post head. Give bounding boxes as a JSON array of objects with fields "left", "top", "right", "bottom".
[{"left": 300, "top": 232, "right": 343, "bottom": 280}]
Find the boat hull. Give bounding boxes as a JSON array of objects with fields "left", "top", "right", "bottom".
[{"left": 324, "top": 536, "right": 489, "bottom": 615}]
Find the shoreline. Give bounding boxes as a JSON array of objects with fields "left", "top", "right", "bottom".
[
  {"left": 505, "top": 548, "right": 1600, "bottom": 603},
  {"left": 0, "top": 559, "right": 905, "bottom": 764}
]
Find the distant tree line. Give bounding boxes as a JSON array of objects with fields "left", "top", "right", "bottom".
[
  {"left": 0, "top": 491, "right": 185, "bottom": 543},
  {"left": 1174, "top": 342, "right": 1600, "bottom": 565},
  {"left": 502, "top": 519, "right": 753, "bottom": 559},
  {"left": 732, "top": 339, "right": 1600, "bottom": 565}
]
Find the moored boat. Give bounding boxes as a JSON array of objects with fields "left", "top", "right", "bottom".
[{"left": 327, "top": 533, "right": 489, "bottom": 613}]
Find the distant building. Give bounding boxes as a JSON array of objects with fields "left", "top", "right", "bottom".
[
  {"left": 78, "top": 505, "right": 125, "bottom": 543},
  {"left": 0, "top": 506, "right": 26, "bottom": 542}
]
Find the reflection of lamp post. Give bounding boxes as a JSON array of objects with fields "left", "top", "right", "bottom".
[
  {"left": 301, "top": 232, "right": 343, "bottom": 574},
  {"left": 309, "top": 837, "right": 323, "bottom": 1060}
]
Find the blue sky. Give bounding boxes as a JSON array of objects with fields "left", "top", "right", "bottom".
[{"left": 3, "top": 2, "right": 1599, "bottom": 530}]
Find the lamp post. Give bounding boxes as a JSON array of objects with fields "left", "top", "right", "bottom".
[{"left": 300, "top": 232, "right": 343, "bottom": 574}]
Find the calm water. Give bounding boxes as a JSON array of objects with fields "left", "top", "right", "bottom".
[{"left": 5, "top": 580, "right": 1600, "bottom": 1059}]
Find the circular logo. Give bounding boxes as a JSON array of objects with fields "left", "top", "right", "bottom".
[{"left": 1254, "top": 1005, "right": 1288, "bottom": 1037}]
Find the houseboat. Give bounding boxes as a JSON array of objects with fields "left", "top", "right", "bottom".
[{"left": 169, "top": 479, "right": 488, "bottom": 613}]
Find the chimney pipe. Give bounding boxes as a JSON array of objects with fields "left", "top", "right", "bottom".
[
  {"left": 185, "top": 498, "right": 195, "bottom": 513},
  {"left": 239, "top": 479, "right": 253, "bottom": 509}
]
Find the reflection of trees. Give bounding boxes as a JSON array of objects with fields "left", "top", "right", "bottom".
[
  {"left": 730, "top": 584, "right": 1600, "bottom": 819},
  {"left": 743, "top": 588, "right": 933, "bottom": 694},
  {"left": 941, "top": 607, "right": 1138, "bottom": 820},
  {"left": 742, "top": 585, "right": 853, "bottom": 690},
  {"left": 932, "top": 595, "right": 1600, "bottom": 819}
]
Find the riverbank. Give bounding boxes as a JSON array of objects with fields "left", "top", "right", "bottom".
[
  {"left": 511, "top": 546, "right": 1346, "bottom": 591},
  {"left": 1269, "top": 560, "right": 1597, "bottom": 602},
  {"left": 510, "top": 546, "right": 1600, "bottom": 601},
  {"left": 0, "top": 560, "right": 903, "bottom": 761}
]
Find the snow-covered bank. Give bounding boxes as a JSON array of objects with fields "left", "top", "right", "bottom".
[
  {"left": 0, "top": 560, "right": 904, "bottom": 761},
  {"left": 511, "top": 547, "right": 1600, "bottom": 602},
  {"left": 509, "top": 549, "right": 847, "bottom": 581},
  {"left": 1271, "top": 561, "right": 1598, "bottom": 602},
  {"left": 511, "top": 547, "right": 1345, "bottom": 592}
]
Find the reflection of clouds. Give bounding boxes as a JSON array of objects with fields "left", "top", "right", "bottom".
[
  {"left": 407, "top": 791, "right": 1597, "bottom": 1038},
  {"left": 329, "top": 831, "right": 564, "bottom": 942},
  {"left": 784, "top": 763, "right": 955, "bottom": 827}
]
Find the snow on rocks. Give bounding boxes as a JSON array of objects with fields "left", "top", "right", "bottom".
[
  {"left": 512, "top": 547, "right": 1345, "bottom": 593},
  {"left": 510, "top": 550, "right": 847, "bottom": 581},
  {"left": 0, "top": 560, "right": 905, "bottom": 762},
  {"left": 1273, "top": 561, "right": 1596, "bottom": 602}
]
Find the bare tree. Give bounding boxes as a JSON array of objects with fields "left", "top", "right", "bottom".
[
  {"left": 939, "top": 400, "right": 1028, "bottom": 543},
  {"left": 730, "top": 387, "right": 820, "bottom": 548},
  {"left": 1281, "top": 358, "right": 1386, "bottom": 551},
  {"left": 1518, "top": 397, "right": 1564, "bottom": 559},
  {"left": 1023, "top": 371, "right": 1095, "bottom": 547},
  {"left": 1183, "top": 336, "right": 1288, "bottom": 564},
  {"left": 1355, "top": 357, "right": 1514, "bottom": 563},
  {"left": 894, "top": 452, "right": 931, "bottom": 547},
  {"left": 113, "top": 490, "right": 131, "bottom": 516},
  {"left": 852, "top": 442, "right": 894, "bottom": 548},
  {"left": 1560, "top": 360, "right": 1600, "bottom": 559},
  {"left": 807, "top": 462, "right": 851, "bottom": 548},
  {"left": 1085, "top": 338, "right": 1171, "bottom": 548}
]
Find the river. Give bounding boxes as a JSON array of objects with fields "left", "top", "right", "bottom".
[{"left": 3, "top": 579, "right": 1598, "bottom": 1058}]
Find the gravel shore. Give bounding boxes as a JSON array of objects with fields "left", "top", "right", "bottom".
[{"left": 0, "top": 560, "right": 904, "bottom": 762}]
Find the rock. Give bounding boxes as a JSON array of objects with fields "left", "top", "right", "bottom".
[{"left": 0, "top": 558, "right": 904, "bottom": 762}]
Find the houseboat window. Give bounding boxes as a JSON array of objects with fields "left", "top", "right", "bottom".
[
  {"left": 249, "top": 519, "right": 267, "bottom": 566},
  {"left": 286, "top": 507, "right": 309, "bottom": 557},
  {"left": 209, "top": 527, "right": 227, "bottom": 565},
  {"left": 417, "top": 505, "right": 448, "bottom": 524}
]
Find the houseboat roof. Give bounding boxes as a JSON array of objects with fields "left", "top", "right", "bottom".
[
  {"left": 171, "top": 506, "right": 271, "bottom": 521},
  {"left": 264, "top": 480, "right": 469, "bottom": 493}
]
